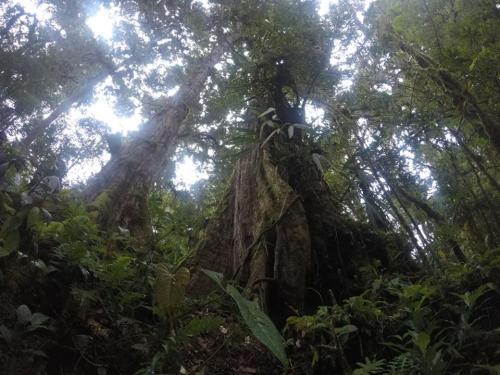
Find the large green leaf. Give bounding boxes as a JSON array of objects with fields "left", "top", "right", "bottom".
[
  {"left": 257, "top": 107, "right": 276, "bottom": 118},
  {"left": 226, "top": 285, "right": 288, "bottom": 368},
  {"left": 201, "top": 268, "right": 225, "bottom": 289},
  {"left": 202, "top": 269, "right": 288, "bottom": 368},
  {"left": 0, "top": 230, "right": 20, "bottom": 256},
  {"left": 154, "top": 264, "right": 190, "bottom": 317},
  {"left": 0, "top": 212, "right": 21, "bottom": 257}
]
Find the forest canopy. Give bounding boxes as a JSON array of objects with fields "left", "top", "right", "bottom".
[{"left": 1, "top": 0, "right": 500, "bottom": 374}]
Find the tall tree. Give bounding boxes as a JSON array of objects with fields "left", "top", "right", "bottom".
[
  {"left": 83, "top": 38, "right": 230, "bottom": 235},
  {"left": 191, "top": 0, "right": 400, "bottom": 325}
]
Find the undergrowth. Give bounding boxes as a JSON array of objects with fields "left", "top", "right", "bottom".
[
  {"left": 1, "top": 143, "right": 500, "bottom": 374},
  {"left": 285, "top": 258, "right": 500, "bottom": 374}
]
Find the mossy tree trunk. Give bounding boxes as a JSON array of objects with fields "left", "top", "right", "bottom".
[
  {"left": 191, "top": 65, "right": 401, "bottom": 325},
  {"left": 192, "top": 121, "right": 399, "bottom": 325}
]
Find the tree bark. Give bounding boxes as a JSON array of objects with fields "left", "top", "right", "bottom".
[
  {"left": 83, "top": 42, "right": 228, "bottom": 235},
  {"left": 191, "top": 111, "right": 397, "bottom": 326}
]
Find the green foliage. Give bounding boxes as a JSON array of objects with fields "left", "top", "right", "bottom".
[
  {"left": 149, "top": 190, "right": 203, "bottom": 266},
  {"left": 14, "top": 305, "right": 50, "bottom": 332},
  {"left": 153, "top": 264, "right": 191, "bottom": 319},
  {"left": 0, "top": 303, "right": 52, "bottom": 353},
  {"left": 283, "top": 252, "right": 500, "bottom": 374},
  {"left": 353, "top": 358, "right": 386, "bottom": 375},
  {"left": 226, "top": 283, "right": 288, "bottom": 368},
  {"left": 286, "top": 305, "right": 358, "bottom": 346},
  {"left": 1, "top": 0, "right": 500, "bottom": 374},
  {"left": 202, "top": 269, "right": 289, "bottom": 368},
  {"left": 177, "top": 315, "right": 225, "bottom": 339}
]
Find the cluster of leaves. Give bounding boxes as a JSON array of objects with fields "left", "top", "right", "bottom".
[
  {"left": 0, "top": 139, "right": 282, "bottom": 374},
  {"left": 284, "top": 257, "right": 500, "bottom": 374},
  {"left": 1, "top": 0, "right": 500, "bottom": 374}
]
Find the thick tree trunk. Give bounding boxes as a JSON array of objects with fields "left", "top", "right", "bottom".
[
  {"left": 191, "top": 118, "right": 398, "bottom": 326},
  {"left": 83, "top": 42, "right": 228, "bottom": 235},
  {"left": 190, "top": 61, "right": 410, "bottom": 325}
]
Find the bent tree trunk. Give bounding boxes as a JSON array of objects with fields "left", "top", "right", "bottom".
[
  {"left": 84, "top": 42, "right": 228, "bottom": 235},
  {"left": 191, "top": 117, "right": 399, "bottom": 326}
]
